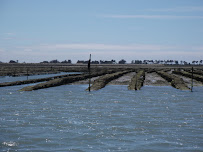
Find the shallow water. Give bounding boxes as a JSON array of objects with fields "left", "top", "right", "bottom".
[
  {"left": 0, "top": 80, "right": 203, "bottom": 151},
  {"left": 0, "top": 72, "right": 81, "bottom": 83}
]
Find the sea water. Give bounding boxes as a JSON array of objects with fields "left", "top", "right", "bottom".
[
  {"left": 0, "top": 72, "right": 81, "bottom": 83},
  {"left": 0, "top": 77, "right": 203, "bottom": 151}
]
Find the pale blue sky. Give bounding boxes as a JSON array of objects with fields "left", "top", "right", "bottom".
[{"left": 0, "top": 0, "right": 203, "bottom": 63}]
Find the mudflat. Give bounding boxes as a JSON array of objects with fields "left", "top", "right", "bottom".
[{"left": 0, "top": 63, "right": 203, "bottom": 91}]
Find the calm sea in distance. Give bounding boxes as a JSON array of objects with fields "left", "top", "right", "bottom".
[{"left": 0, "top": 73, "right": 203, "bottom": 152}]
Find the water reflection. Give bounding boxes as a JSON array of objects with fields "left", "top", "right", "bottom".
[{"left": 0, "top": 72, "right": 81, "bottom": 83}]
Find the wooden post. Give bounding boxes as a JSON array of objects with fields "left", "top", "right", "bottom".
[
  {"left": 135, "top": 70, "right": 137, "bottom": 90},
  {"left": 88, "top": 54, "right": 91, "bottom": 92},
  {"left": 191, "top": 67, "right": 194, "bottom": 92},
  {"left": 27, "top": 68, "right": 29, "bottom": 80}
]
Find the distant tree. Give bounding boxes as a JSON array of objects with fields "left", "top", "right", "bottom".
[
  {"left": 41, "top": 61, "right": 49, "bottom": 63},
  {"left": 100, "top": 60, "right": 115, "bottom": 64},
  {"left": 77, "top": 60, "right": 89, "bottom": 64},
  {"left": 134, "top": 60, "right": 142, "bottom": 64},
  {"left": 77, "top": 60, "right": 84, "bottom": 64},
  {"left": 118, "top": 59, "right": 126, "bottom": 64},
  {"left": 61, "top": 60, "right": 67, "bottom": 63},
  {"left": 192, "top": 60, "right": 199, "bottom": 65},
  {"left": 61, "top": 60, "right": 72, "bottom": 63},
  {"left": 183, "top": 61, "right": 188, "bottom": 65},
  {"left": 147, "top": 60, "right": 154, "bottom": 64},
  {"left": 9, "top": 60, "right": 17, "bottom": 63},
  {"left": 50, "top": 59, "right": 60, "bottom": 63},
  {"left": 174, "top": 60, "right": 179, "bottom": 65},
  {"left": 68, "top": 60, "right": 72, "bottom": 64},
  {"left": 91, "top": 60, "right": 99, "bottom": 64},
  {"left": 143, "top": 60, "right": 148, "bottom": 64},
  {"left": 111, "top": 60, "right": 116, "bottom": 64},
  {"left": 155, "top": 60, "right": 161, "bottom": 64}
]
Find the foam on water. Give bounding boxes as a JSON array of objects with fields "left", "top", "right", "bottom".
[
  {"left": 0, "top": 81, "right": 203, "bottom": 151},
  {"left": 2, "top": 141, "right": 18, "bottom": 147}
]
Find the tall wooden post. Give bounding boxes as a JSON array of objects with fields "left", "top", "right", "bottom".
[
  {"left": 191, "top": 67, "right": 194, "bottom": 92},
  {"left": 135, "top": 70, "right": 138, "bottom": 90},
  {"left": 88, "top": 54, "right": 91, "bottom": 92},
  {"left": 27, "top": 68, "right": 29, "bottom": 80}
]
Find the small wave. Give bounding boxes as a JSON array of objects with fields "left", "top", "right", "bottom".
[{"left": 2, "top": 141, "right": 18, "bottom": 147}]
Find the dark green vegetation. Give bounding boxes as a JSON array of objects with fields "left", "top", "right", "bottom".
[
  {"left": 87, "top": 71, "right": 131, "bottom": 91},
  {"left": 128, "top": 70, "right": 145, "bottom": 90},
  {"left": 185, "top": 69, "right": 203, "bottom": 76},
  {"left": 156, "top": 71, "right": 190, "bottom": 90},
  {"left": 20, "top": 70, "right": 116, "bottom": 91},
  {"left": 172, "top": 70, "right": 203, "bottom": 83}
]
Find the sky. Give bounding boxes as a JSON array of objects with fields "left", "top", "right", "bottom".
[{"left": 0, "top": 0, "right": 203, "bottom": 63}]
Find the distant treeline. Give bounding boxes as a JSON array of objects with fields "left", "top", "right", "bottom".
[
  {"left": 131, "top": 60, "right": 203, "bottom": 65},
  {"left": 1, "top": 59, "right": 203, "bottom": 65}
]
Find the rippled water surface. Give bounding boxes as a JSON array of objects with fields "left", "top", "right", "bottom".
[{"left": 0, "top": 78, "right": 203, "bottom": 151}]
